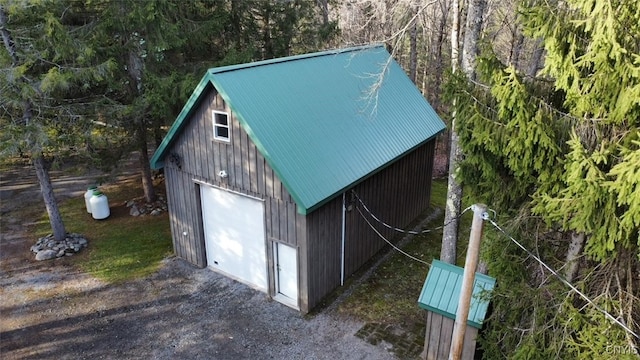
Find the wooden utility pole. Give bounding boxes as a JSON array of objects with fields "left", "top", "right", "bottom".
[{"left": 449, "top": 204, "right": 486, "bottom": 360}]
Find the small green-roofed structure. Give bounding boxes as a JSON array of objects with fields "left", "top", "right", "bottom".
[
  {"left": 418, "top": 259, "right": 495, "bottom": 328},
  {"left": 418, "top": 260, "right": 496, "bottom": 359}
]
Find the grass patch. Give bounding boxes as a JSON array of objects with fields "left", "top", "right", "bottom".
[
  {"left": 33, "top": 178, "right": 172, "bottom": 283},
  {"left": 337, "top": 179, "right": 474, "bottom": 328}
]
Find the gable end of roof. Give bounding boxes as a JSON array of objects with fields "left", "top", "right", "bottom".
[{"left": 150, "top": 73, "right": 214, "bottom": 169}]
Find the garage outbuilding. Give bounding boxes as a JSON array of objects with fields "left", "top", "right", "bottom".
[{"left": 150, "top": 44, "right": 446, "bottom": 313}]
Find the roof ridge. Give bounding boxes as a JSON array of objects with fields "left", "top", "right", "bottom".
[{"left": 208, "top": 43, "right": 385, "bottom": 75}]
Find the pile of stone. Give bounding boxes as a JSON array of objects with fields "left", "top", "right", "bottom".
[
  {"left": 125, "top": 194, "right": 168, "bottom": 217},
  {"left": 31, "top": 233, "right": 88, "bottom": 261}
]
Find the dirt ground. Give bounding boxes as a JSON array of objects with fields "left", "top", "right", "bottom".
[{"left": 0, "top": 160, "right": 398, "bottom": 360}]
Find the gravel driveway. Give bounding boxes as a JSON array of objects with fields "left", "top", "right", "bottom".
[{"left": 0, "top": 160, "right": 397, "bottom": 360}]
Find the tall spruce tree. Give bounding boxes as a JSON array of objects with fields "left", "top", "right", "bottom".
[
  {"left": 0, "top": 2, "right": 114, "bottom": 242},
  {"left": 85, "top": 0, "right": 235, "bottom": 203},
  {"left": 85, "top": 0, "right": 332, "bottom": 205},
  {"left": 449, "top": 0, "right": 639, "bottom": 357}
]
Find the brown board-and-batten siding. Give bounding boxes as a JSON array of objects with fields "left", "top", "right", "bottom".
[
  {"left": 346, "top": 140, "right": 435, "bottom": 275},
  {"left": 162, "top": 85, "right": 305, "bottom": 265},
  {"left": 423, "top": 312, "right": 477, "bottom": 360},
  {"left": 303, "top": 140, "right": 435, "bottom": 311},
  {"left": 304, "top": 194, "right": 343, "bottom": 309}
]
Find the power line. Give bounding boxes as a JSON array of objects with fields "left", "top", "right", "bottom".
[
  {"left": 354, "top": 192, "right": 639, "bottom": 341},
  {"left": 352, "top": 191, "right": 472, "bottom": 235},
  {"left": 487, "top": 217, "right": 640, "bottom": 341},
  {"left": 355, "top": 206, "right": 431, "bottom": 266}
]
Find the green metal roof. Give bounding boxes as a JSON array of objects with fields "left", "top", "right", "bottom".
[
  {"left": 417, "top": 260, "right": 496, "bottom": 329},
  {"left": 151, "top": 44, "right": 446, "bottom": 214}
]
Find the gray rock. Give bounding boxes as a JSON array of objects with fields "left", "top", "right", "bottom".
[
  {"left": 150, "top": 209, "right": 162, "bottom": 216},
  {"left": 130, "top": 206, "right": 141, "bottom": 216},
  {"left": 35, "top": 250, "right": 58, "bottom": 261},
  {"left": 31, "top": 233, "right": 89, "bottom": 260}
]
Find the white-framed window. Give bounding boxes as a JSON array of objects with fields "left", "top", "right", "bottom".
[{"left": 213, "top": 110, "right": 230, "bottom": 142}]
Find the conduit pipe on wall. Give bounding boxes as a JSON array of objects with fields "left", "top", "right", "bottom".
[{"left": 341, "top": 192, "right": 346, "bottom": 286}]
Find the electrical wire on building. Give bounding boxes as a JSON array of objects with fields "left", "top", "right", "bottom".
[
  {"left": 353, "top": 191, "right": 473, "bottom": 267},
  {"left": 355, "top": 206, "right": 431, "bottom": 266},
  {"left": 352, "top": 190, "right": 472, "bottom": 235}
]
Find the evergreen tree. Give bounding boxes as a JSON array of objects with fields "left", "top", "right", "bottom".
[
  {"left": 86, "top": 0, "right": 334, "bottom": 204},
  {"left": 0, "top": 2, "right": 115, "bottom": 241},
  {"left": 85, "top": 0, "right": 238, "bottom": 203},
  {"left": 448, "top": 0, "right": 639, "bottom": 357}
]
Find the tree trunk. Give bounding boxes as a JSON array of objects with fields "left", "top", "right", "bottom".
[
  {"left": 317, "top": 0, "right": 329, "bottom": 25},
  {"left": 450, "top": 0, "right": 460, "bottom": 100},
  {"left": 441, "top": 137, "right": 463, "bottom": 264},
  {"left": 2, "top": 7, "right": 67, "bottom": 242},
  {"left": 440, "top": 0, "right": 462, "bottom": 264},
  {"left": 126, "top": 39, "right": 156, "bottom": 204},
  {"left": 262, "top": 4, "right": 273, "bottom": 59},
  {"left": 231, "top": 0, "right": 243, "bottom": 51},
  {"left": 33, "top": 154, "right": 67, "bottom": 241},
  {"left": 461, "top": 0, "right": 486, "bottom": 81},
  {"left": 137, "top": 122, "right": 157, "bottom": 203},
  {"left": 509, "top": 33, "right": 525, "bottom": 69},
  {"left": 409, "top": 5, "right": 418, "bottom": 83},
  {"left": 429, "top": 0, "right": 449, "bottom": 112},
  {"left": 527, "top": 38, "right": 545, "bottom": 78},
  {"left": 441, "top": 0, "right": 486, "bottom": 265},
  {"left": 467, "top": 0, "right": 488, "bottom": 273},
  {"left": 0, "top": 5, "right": 18, "bottom": 66},
  {"left": 564, "top": 232, "right": 585, "bottom": 282}
]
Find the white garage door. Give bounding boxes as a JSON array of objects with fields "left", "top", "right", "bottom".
[{"left": 200, "top": 185, "right": 267, "bottom": 291}]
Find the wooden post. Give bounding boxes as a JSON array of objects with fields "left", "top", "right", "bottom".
[{"left": 449, "top": 204, "right": 486, "bottom": 360}]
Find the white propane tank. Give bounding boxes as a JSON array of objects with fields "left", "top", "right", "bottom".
[
  {"left": 84, "top": 185, "right": 98, "bottom": 213},
  {"left": 90, "top": 190, "right": 110, "bottom": 220}
]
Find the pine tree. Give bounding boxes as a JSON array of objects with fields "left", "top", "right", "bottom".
[
  {"left": 448, "top": 0, "right": 640, "bottom": 356},
  {"left": 86, "top": 0, "right": 232, "bottom": 203},
  {"left": 0, "top": 2, "right": 115, "bottom": 241}
]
